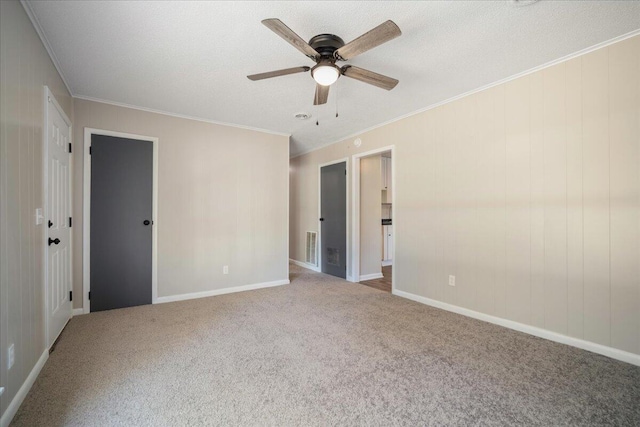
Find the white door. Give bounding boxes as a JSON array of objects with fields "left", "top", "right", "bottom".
[{"left": 47, "top": 90, "right": 72, "bottom": 347}]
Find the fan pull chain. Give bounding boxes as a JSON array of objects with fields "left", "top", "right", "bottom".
[
  {"left": 335, "top": 81, "right": 339, "bottom": 118},
  {"left": 316, "top": 82, "right": 341, "bottom": 126}
]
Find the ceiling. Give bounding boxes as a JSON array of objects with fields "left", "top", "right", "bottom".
[{"left": 27, "top": 1, "right": 640, "bottom": 157}]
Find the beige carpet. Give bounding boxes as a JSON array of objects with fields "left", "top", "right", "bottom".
[{"left": 12, "top": 263, "right": 640, "bottom": 426}]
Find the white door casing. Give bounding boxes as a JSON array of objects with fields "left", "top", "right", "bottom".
[
  {"left": 351, "top": 145, "right": 396, "bottom": 286},
  {"left": 82, "top": 128, "right": 160, "bottom": 313},
  {"left": 45, "top": 87, "right": 72, "bottom": 347}
]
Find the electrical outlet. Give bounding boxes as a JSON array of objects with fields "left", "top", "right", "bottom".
[
  {"left": 448, "top": 275, "right": 456, "bottom": 287},
  {"left": 223, "top": 265, "right": 229, "bottom": 275},
  {"left": 8, "top": 343, "right": 15, "bottom": 370}
]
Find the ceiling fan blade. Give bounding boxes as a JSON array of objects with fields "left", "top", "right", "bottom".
[
  {"left": 342, "top": 65, "right": 399, "bottom": 90},
  {"left": 247, "top": 66, "right": 310, "bottom": 81},
  {"left": 314, "top": 84, "right": 330, "bottom": 105},
  {"left": 334, "top": 20, "right": 401, "bottom": 61},
  {"left": 262, "top": 18, "right": 320, "bottom": 60}
]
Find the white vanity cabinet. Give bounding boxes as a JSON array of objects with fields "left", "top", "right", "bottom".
[{"left": 382, "top": 224, "right": 393, "bottom": 263}]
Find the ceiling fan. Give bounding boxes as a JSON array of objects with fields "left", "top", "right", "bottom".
[{"left": 247, "top": 19, "right": 401, "bottom": 105}]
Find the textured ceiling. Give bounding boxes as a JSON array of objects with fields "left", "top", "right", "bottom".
[{"left": 27, "top": 1, "right": 640, "bottom": 156}]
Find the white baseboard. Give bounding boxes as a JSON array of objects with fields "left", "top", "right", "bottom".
[
  {"left": 382, "top": 260, "right": 393, "bottom": 267},
  {"left": 0, "top": 349, "right": 49, "bottom": 427},
  {"left": 289, "top": 258, "right": 321, "bottom": 272},
  {"left": 72, "top": 308, "right": 85, "bottom": 316},
  {"left": 155, "top": 279, "right": 290, "bottom": 304},
  {"left": 359, "top": 273, "right": 384, "bottom": 281},
  {"left": 289, "top": 259, "right": 357, "bottom": 283},
  {"left": 393, "top": 289, "right": 640, "bottom": 367}
]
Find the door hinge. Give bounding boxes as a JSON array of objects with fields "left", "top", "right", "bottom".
[
  {"left": 68, "top": 142, "right": 72, "bottom": 153},
  {"left": 89, "top": 146, "right": 92, "bottom": 155},
  {"left": 69, "top": 217, "right": 72, "bottom": 227},
  {"left": 69, "top": 291, "right": 73, "bottom": 301},
  {"left": 88, "top": 291, "right": 91, "bottom": 300}
]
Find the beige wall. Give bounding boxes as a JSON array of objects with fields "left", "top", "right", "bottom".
[
  {"left": 360, "top": 155, "right": 382, "bottom": 277},
  {"left": 0, "top": 0, "right": 73, "bottom": 419},
  {"left": 290, "top": 34, "right": 640, "bottom": 356},
  {"left": 72, "top": 99, "right": 290, "bottom": 305}
]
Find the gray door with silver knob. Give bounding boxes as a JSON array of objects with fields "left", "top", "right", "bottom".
[
  {"left": 90, "top": 134, "right": 153, "bottom": 312},
  {"left": 320, "top": 162, "right": 347, "bottom": 278}
]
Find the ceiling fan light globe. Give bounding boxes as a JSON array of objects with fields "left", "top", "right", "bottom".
[{"left": 312, "top": 65, "right": 340, "bottom": 86}]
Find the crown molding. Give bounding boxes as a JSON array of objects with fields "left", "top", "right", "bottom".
[
  {"left": 21, "top": 0, "right": 289, "bottom": 138},
  {"left": 21, "top": 0, "right": 74, "bottom": 96},
  {"left": 290, "top": 28, "right": 640, "bottom": 159},
  {"left": 73, "top": 95, "right": 291, "bottom": 138},
  {"left": 18, "top": 0, "right": 639, "bottom": 152}
]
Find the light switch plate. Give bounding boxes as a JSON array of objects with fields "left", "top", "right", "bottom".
[
  {"left": 35, "top": 208, "right": 44, "bottom": 225},
  {"left": 8, "top": 343, "right": 15, "bottom": 370}
]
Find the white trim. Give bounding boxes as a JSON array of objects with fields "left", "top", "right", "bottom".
[
  {"left": 352, "top": 146, "right": 396, "bottom": 292},
  {"left": 290, "top": 28, "right": 640, "bottom": 159},
  {"left": 359, "top": 273, "right": 384, "bottom": 281},
  {"left": 74, "top": 96, "right": 291, "bottom": 138},
  {"left": 394, "top": 289, "right": 640, "bottom": 367},
  {"left": 72, "top": 308, "right": 85, "bottom": 316},
  {"left": 289, "top": 258, "right": 321, "bottom": 273},
  {"left": 16, "top": 0, "right": 640, "bottom": 160},
  {"left": 155, "top": 279, "right": 290, "bottom": 304},
  {"left": 43, "top": 86, "right": 73, "bottom": 349},
  {"left": 0, "top": 350, "right": 48, "bottom": 427},
  {"left": 44, "top": 87, "right": 72, "bottom": 126},
  {"left": 381, "top": 260, "right": 393, "bottom": 267},
  {"left": 83, "top": 128, "right": 159, "bottom": 313},
  {"left": 318, "top": 158, "right": 350, "bottom": 280},
  {"left": 21, "top": 1, "right": 73, "bottom": 96}
]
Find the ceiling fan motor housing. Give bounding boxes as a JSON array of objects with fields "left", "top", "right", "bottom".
[{"left": 309, "top": 34, "right": 345, "bottom": 59}]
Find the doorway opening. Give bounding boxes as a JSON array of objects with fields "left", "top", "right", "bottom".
[
  {"left": 82, "top": 128, "right": 158, "bottom": 313},
  {"left": 318, "top": 159, "right": 349, "bottom": 279},
  {"left": 352, "top": 146, "right": 395, "bottom": 293}
]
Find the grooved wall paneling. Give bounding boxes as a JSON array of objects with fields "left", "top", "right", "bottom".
[
  {"left": 290, "top": 34, "right": 640, "bottom": 357},
  {"left": 0, "top": 0, "right": 73, "bottom": 419}
]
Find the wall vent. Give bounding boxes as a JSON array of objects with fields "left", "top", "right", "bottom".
[{"left": 305, "top": 231, "right": 318, "bottom": 266}]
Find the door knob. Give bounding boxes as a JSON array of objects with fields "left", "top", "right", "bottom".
[
  {"left": 48, "top": 238, "right": 60, "bottom": 246},
  {"left": 143, "top": 220, "right": 151, "bottom": 226}
]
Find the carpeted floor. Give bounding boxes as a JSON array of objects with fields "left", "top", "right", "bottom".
[{"left": 12, "top": 263, "right": 640, "bottom": 426}]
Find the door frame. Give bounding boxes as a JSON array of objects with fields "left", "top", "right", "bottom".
[
  {"left": 318, "top": 158, "right": 350, "bottom": 280},
  {"left": 43, "top": 86, "right": 73, "bottom": 348},
  {"left": 82, "top": 128, "right": 159, "bottom": 313},
  {"left": 351, "top": 145, "right": 396, "bottom": 291}
]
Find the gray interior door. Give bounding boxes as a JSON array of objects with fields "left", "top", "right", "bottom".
[
  {"left": 320, "top": 162, "right": 347, "bottom": 278},
  {"left": 90, "top": 134, "right": 153, "bottom": 312}
]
